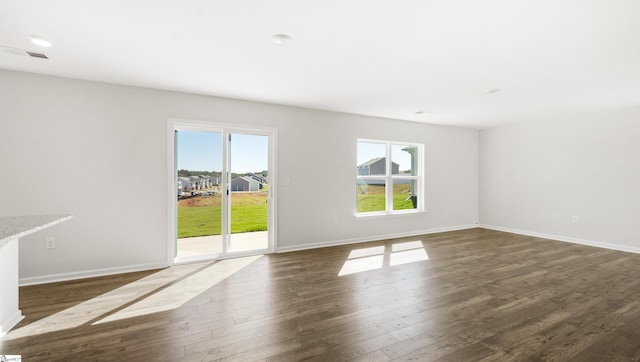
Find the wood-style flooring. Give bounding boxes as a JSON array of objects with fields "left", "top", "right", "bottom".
[{"left": 3, "top": 228, "right": 640, "bottom": 361}]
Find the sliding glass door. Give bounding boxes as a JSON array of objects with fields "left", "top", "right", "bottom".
[{"left": 172, "top": 124, "right": 273, "bottom": 262}]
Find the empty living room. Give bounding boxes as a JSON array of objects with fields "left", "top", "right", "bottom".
[{"left": 2, "top": 1, "right": 640, "bottom": 361}]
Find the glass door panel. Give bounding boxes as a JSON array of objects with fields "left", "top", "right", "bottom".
[
  {"left": 228, "top": 133, "right": 269, "bottom": 252},
  {"left": 175, "top": 130, "right": 223, "bottom": 259}
]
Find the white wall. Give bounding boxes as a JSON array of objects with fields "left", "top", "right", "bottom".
[
  {"left": 479, "top": 108, "right": 640, "bottom": 252},
  {"left": 0, "top": 70, "right": 479, "bottom": 283}
]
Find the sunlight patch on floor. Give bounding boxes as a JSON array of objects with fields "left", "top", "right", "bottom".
[
  {"left": 4, "top": 256, "right": 261, "bottom": 340},
  {"left": 338, "top": 255, "right": 384, "bottom": 276},
  {"left": 390, "top": 248, "right": 429, "bottom": 266},
  {"left": 339, "top": 240, "right": 428, "bottom": 276},
  {"left": 93, "top": 255, "right": 261, "bottom": 324},
  {"left": 348, "top": 246, "right": 385, "bottom": 259}
]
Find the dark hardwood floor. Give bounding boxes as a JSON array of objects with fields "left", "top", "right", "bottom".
[{"left": 3, "top": 228, "right": 640, "bottom": 361}]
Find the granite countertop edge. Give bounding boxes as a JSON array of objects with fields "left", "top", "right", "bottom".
[{"left": 0, "top": 214, "right": 74, "bottom": 247}]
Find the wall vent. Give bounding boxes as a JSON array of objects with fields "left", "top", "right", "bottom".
[
  {"left": 2, "top": 46, "right": 27, "bottom": 56},
  {"left": 26, "top": 51, "right": 49, "bottom": 59},
  {"left": 1, "top": 46, "right": 49, "bottom": 59}
]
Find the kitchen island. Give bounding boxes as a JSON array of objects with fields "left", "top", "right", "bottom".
[{"left": 0, "top": 214, "right": 72, "bottom": 338}]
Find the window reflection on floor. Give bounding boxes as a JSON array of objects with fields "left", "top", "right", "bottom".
[
  {"left": 338, "top": 240, "right": 429, "bottom": 276},
  {"left": 5, "top": 256, "right": 262, "bottom": 340}
]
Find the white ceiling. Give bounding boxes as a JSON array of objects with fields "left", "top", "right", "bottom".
[{"left": 2, "top": 1, "right": 639, "bottom": 129}]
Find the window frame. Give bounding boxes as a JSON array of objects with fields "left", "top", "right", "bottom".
[{"left": 356, "top": 138, "right": 424, "bottom": 216}]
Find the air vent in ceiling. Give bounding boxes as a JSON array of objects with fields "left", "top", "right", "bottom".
[
  {"left": 1, "top": 45, "right": 49, "bottom": 59},
  {"left": 2, "top": 46, "right": 26, "bottom": 56},
  {"left": 2, "top": 47, "right": 26, "bottom": 56},
  {"left": 26, "top": 51, "right": 49, "bottom": 59}
]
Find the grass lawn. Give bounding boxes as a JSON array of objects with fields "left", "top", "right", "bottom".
[
  {"left": 178, "top": 191, "right": 268, "bottom": 238},
  {"left": 356, "top": 183, "right": 415, "bottom": 213},
  {"left": 179, "top": 183, "right": 414, "bottom": 237}
]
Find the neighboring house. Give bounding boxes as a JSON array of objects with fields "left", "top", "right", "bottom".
[
  {"left": 197, "top": 175, "right": 211, "bottom": 188},
  {"left": 231, "top": 176, "right": 260, "bottom": 192},
  {"left": 178, "top": 177, "right": 194, "bottom": 192},
  {"left": 357, "top": 157, "right": 399, "bottom": 176},
  {"left": 187, "top": 176, "right": 202, "bottom": 190},
  {"left": 248, "top": 173, "right": 266, "bottom": 184}
]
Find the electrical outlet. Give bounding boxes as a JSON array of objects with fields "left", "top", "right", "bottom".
[
  {"left": 45, "top": 237, "right": 56, "bottom": 249},
  {"left": 571, "top": 216, "right": 579, "bottom": 223},
  {"left": 552, "top": 213, "right": 560, "bottom": 221}
]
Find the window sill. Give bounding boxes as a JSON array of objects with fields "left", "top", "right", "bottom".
[{"left": 355, "top": 209, "right": 427, "bottom": 219}]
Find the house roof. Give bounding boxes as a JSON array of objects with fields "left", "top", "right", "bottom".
[
  {"left": 232, "top": 176, "right": 259, "bottom": 184},
  {"left": 358, "top": 158, "right": 399, "bottom": 168},
  {"left": 359, "top": 158, "right": 385, "bottom": 167},
  {"left": 248, "top": 173, "right": 266, "bottom": 182}
]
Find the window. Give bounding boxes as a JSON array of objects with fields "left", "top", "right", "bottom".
[{"left": 356, "top": 139, "right": 423, "bottom": 215}]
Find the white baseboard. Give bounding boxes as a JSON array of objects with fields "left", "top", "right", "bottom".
[
  {"left": 18, "top": 226, "right": 639, "bottom": 286},
  {"left": 19, "top": 262, "right": 167, "bottom": 286},
  {"left": 479, "top": 224, "right": 640, "bottom": 255},
  {"left": 18, "top": 226, "right": 477, "bottom": 285},
  {"left": 276, "top": 224, "right": 479, "bottom": 253}
]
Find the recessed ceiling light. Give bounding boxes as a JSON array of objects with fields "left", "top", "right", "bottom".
[
  {"left": 29, "top": 35, "right": 51, "bottom": 47},
  {"left": 272, "top": 34, "right": 292, "bottom": 46},
  {"left": 484, "top": 88, "right": 500, "bottom": 94}
]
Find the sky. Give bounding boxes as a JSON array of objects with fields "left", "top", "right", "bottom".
[
  {"left": 176, "top": 131, "right": 268, "bottom": 173},
  {"left": 177, "top": 132, "right": 414, "bottom": 173}
]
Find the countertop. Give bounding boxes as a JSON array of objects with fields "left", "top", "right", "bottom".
[{"left": 0, "top": 214, "right": 73, "bottom": 247}]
